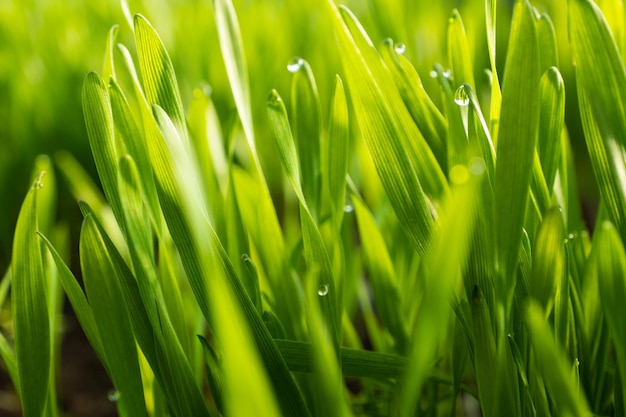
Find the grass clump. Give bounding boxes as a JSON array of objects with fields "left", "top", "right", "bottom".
[{"left": 2, "top": 0, "right": 626, "bottom": 416}]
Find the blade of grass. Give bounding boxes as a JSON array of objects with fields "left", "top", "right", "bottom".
[
  {"left": 494, "top": 0, "right": 540, "bottom": 300},
  {"left": 80, "top": 214, "right": 147, "bottom": 417},
  {"left": 11, "top": 173, "right": 50, "bottom": 417}
]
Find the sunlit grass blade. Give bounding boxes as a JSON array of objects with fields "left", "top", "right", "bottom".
[
  {"left": 325, "top": 75, "right": 350, "bottom": 228},
  {"left": 537, "top": 67, "right": 565, "bottom": 193},
  {"left": 267, "top": 89, "right": 340, "bottom": 346},
  {"left": 103, "top": 24, "right": 119, "bottom": 81},
  {"left": 536, "top": 14, "right": 558, "bottom": 72},
  {"left": 290, "top": 57, "right": 322, "bottom": 220},
  {"left": 485, "top": 0, "right": 502, "bottom": 136},
  {"left": 82, "top": 72, "right": 125, "bottom": 230},
  {"left": 569, "top": 0, "right": 626, "bottom": 242},
  {"left": 447, "top": 9, "right": 475, "bottom": 88},
  {"left": 80, "top": 214, "right": 147, "bottom": 417},
  {"left": 400, "top": 161, "right": 484, "bottom": 417},
  {"left": 326, "top": 2, "right": 443, "bottom": 255},
  {"left": 524, "top": 301, "right": 591, "bottom": 415},
  {"left": 494, "top": 0, "right": 540, "bottom": 292},
  {"left": 592, "top": 221, "right": 626, "bottom": 412},
  {"left": 212, "top": 0, "right": 254, "bottom": 147},
  {"left": 380, "top": 40, "right": 447, "bottom": 171},
  {"left": 134, "top": 14, "right": 189, "bottom": 145},
  {"left": 11, "top": 173, "right": 50, "bottom": 417},
  {"left": 152, "top": 104, "right": 310, "bottom": 416}
]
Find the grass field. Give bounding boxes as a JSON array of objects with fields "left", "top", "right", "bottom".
[{"left": 2, "top": 0, "right": 625, "bottom": 416}]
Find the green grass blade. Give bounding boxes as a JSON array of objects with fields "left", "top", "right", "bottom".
[
  {"left": 447, "top": 9, "right": 475, "bottom": 88},
  {"left": 327, "top": 3, "right": 443, "bottom": 255},
  {"left": 524, "top": 301, "right": 591, "bottom": 416},
  {"left": 537, "top": 67, "right": 565, "bottom": 192},
  {"left": 37, "top": 233, "right": 104, "bottom": 362},
  {"left": 326, "top": 75, "right": 350, "bottom": 228},
  {"left": 11, "top": 174, "right": 50, "bottom": 417},
  {"left": 80, "top": 214, "right": 147, "bottom": 417},
  {"left": 103, "top": 25, "right": 119, "bottom": 81},
  {"left": 569, "top": 0, "right": 626, "bottom": 242},
  {"left": 352, "top": 196, "right": 408, "bottom": 352},
  {"left": 82, "top": 72, "right": 125, "bottom": 230},
  {"left": 530, "top": 206, "right": 564, "bottom": 313},
  {"left": 212, "top": 0, "right": 254, "bottom": 147},
  {"left": 400, "top": 161, "right": 484, "bottom": 417},
  {"left": 592, "top": 221, "right": 626, "bottom": 412},
  {"left": 380, "top": 41, "right": 447, "bottom": 171},
  {"left": 0, "top": 331, "right": 18, "bottom": 396},
  {"left": 495, "top": 0, "right": 540, "bottom": 288},
  {"left": 134, "top": 14, "right": 189, "bottom": 145},
  {"left": 536, "top": 14, "right": 558, "bottom": 72},
  {"left": 485, "top": 0, "right": 502, "bottom": 137},
  {"left": 290, "top": 57, "right": 323, "bottom": 220}
]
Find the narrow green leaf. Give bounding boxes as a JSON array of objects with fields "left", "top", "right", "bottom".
[
  {"left": 352, "top": 196, "right": 409, "bottom": 352},
  {"left": 485, "top": 0, "right": 502, "bottom": 136},
  {"left": 536, "top": 14, "right": 558, "bottom": 73},
  {"left": 380, "top": 40, "right": 447, "bottom": 171},
  {"left": 326, "top": 75, "right": 350, "bottom": 228},
  {"left": 134, "top": 14, "right": 189, "bottom": 145},
  {"left": 495, "top": 0, "right": 540, "bottom": 287},
  {"left": 212, "top": 0, "right": 254, "bottom": 148},
  {"left": 103, "top": 25, "right": 119, "bottom": 81},
  {"left": 537, "top": 67, "right": 565, "bottom": 192},
  {"left": 447, "top": 9, "right": 475, "bottom": 88},
  {"left": 327, "top": 3, "right": 444, "bottom": 255},
  {"left": 531, "top": 207, "right": 565, "bottom": 314},
  {"left": 525, "top": 301, "right": 591, "bottom": 416},
  {"left": 569, "top": 0, "right": 626, "bottom": 242},
  {"left": 400, "top": 161, "right": 484, "bottom": 417},
  {"left": 0, "top": 332, "right": 18, "bottom": 396},
  {"left": 11, "top": 174, "right": 49, "bottom": 417},
  {"left": 592, "top": 222, "right": 626, "bottom": 412},
  {"left": 290, "top": 57, "right": 323, "bottom": 219},
  {"left": 82, "top": 72, "right": 125, "bottom": 230},
  {"left": 80, "top": 214, "right": 147, "bottom": 417}
]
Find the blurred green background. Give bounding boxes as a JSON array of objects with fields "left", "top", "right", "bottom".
[{"left": 0, "top": 0, "right": 595, "bottom": 279}]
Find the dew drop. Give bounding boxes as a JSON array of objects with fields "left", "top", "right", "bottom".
[
  {"left": 107, "top": 390, "right": 120, "bottom": 402},
  {"left": 443, "top": 69, "right": 451, "bottom": 79},
  {"left": 287, "top": 57, "right": 304, "bottom": 73},
  {"left": 343, "top": 204, "right": 354, "bottom": 213},
  {"left": 317, "top": 284, "right": 329, "bottom": 296},
  {"left": 454, "top": 85, "right": 470, "bottom": 107},
  {"left": 394, "top": 42, "right": 406, "bottom": 55},
  {"left": 568, "top": 233, "right": 575, "bottom": 240},
  {"left": 268, "top": 89, "right": 282, "bottom": 107},
  {"left": 241, "top": 253, "right": 250, "bottom": 262},
  {"left": 429, "top": 70, "right": 438, "bottom": 78}
]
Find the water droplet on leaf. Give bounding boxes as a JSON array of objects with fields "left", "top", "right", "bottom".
[
  {"left": 429, "top": 70, "right": 438, "bottom": 78},
  {"left": 454, "top": 85, "right": 470, "bottom": 107},
  {"left": 394, "top": 42, "right": 406, "bottom": 55},
  {"left": 287, "top": 57, "right": 304, "bottom": 73},
  {"left": 107, "top": 390, "right": 120, "bottom": 402},
  {"left": 317, "top": 284, "right": 329, "bottom": 296},
  {"left": 343, "top": 204, "right": 354, "bottom": 213}
]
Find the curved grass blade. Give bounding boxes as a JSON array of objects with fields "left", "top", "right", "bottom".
[
  {"left": 11, "top": 174, "right": 49, "bottom": 417},
  {"left": 485, "top": 0, "right": 502, "bottom": 136},
  {"left": 536, "top": 14, "right": 558, "bottom": 73},
  {"left": 569, "top": 0, "right": 626, "bottom": 242},
  {"left": 80, "top": 214, "right": 147, "bottom": 417},
  {"left": 103, "top": 25, "right": 119, "bottom": 81},
  {"left": 326, "top": 2, "right": 443, "bottom": 255},
  {"left": 380, "top": 40, "right": 447, "bottom": 171},
  {"left": 134, "top": 14, "right": 189, "bottom": 146},
  {"left": 592, "top": 222, "right": 626, "bottom": 413},
  {"left": 524, "top": 301, "right": 591, "bottom": 416}
]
